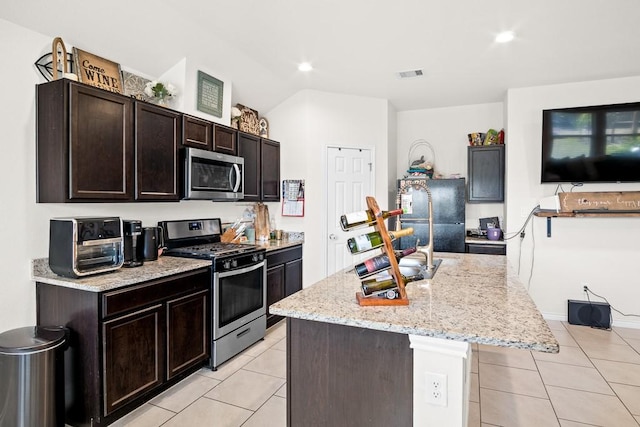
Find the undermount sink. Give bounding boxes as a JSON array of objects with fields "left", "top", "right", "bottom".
[{"left": 398, "top": 254, "right": 442, "bottom": 279}]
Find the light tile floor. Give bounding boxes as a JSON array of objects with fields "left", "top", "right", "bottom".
[{"left": 109, "top": 319, "right": 640, "bottom": 426}]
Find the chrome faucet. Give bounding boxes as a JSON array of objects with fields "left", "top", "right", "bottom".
[
  {"left": 416, "top": 185, "right": 435, "bottom": 273},
  {"left": 396, "top": 180, "right": 435, "bottom": 273}
]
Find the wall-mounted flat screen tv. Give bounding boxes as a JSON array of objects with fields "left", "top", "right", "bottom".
[{"left": 541, "top": 102, "right": 640, "bottom": 183}]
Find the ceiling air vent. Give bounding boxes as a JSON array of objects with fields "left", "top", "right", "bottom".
[{"left": 398, "top": 69, "right": 424, "bottom": 79}]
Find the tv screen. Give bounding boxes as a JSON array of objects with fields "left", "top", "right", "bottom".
[{"left": 541, "top": 102, "right": 640, "bottom": 183}]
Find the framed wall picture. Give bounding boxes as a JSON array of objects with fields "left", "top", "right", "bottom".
[
  {"left": 72, "top": 47, "right": 123, "bottom": 94},
  {"left": 197, "top": 71, "right": 224, "bottom": 117}
]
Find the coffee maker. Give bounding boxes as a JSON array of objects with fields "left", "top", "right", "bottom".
[{"left": 123, "top": 220, "right": 144, "bottom": 267}]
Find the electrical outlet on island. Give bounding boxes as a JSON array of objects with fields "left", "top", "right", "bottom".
[{"left": 425, "top": 372, "right": 448, "bottom": 406}]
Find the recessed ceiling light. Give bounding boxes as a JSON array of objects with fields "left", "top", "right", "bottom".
[
  {"left": 298, "top": 62, "right": 313, "bottom": 72},
  {"left": 495, "top": 31, "right": 515, "bottom": 43}
]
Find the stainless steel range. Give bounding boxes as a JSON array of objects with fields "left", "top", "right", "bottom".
[{"left": 159, "top": 218, "right": 266, "bottom": 370}]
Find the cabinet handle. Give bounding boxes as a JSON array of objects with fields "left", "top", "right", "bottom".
[{"left": 329, "top": 234, "right": 338, "bottom": 240}]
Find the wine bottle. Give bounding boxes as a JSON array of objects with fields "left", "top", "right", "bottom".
[
  {"left": 361, "top": 273, "right": 424, "bottom": 297},
  {"left": 340, "top": 208, "right": 404, "bottom": 231},
  {"left": 354, "top": 247, "right": 418, "bottom": 278},
  {"left": 346, "top": 227, "right": 414, "bottom": 254}
]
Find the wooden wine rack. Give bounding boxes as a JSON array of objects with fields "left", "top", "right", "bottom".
[{"left": 354, "top": 196, "right": 410, "bottom": 306}]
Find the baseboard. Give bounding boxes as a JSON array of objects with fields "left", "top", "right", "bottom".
[
  {"left": 542, "top": 312, "right": 640, "bottom": 329},
  {"left": 568, "top": 299, "right": 611, "bottom": 329}
]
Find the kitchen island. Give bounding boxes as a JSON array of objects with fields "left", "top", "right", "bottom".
[{"left": 270, "top": 251, "right": 559, "bottom": 427}]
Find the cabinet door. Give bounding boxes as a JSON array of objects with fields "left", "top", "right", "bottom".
[
  {"left": 69, "top": 83, "right": 134, "bottom": 200},
  {"left": 267, "top": 265, "right": 285, "bottom": 327},
  {"left": 183, "top": 115, "right": 212, "bottom": 150},
  {"left": 213, "top": 125, "right": 237, "bottom": 155},
  {"left": 467, "top": 145, "right": 505, "bottom": 203},
  {"left": 102, "top": 304, "right": 164, "bottom": 416},
  {"left": 285, "top": 258, "right": 303, "bottom": 297},
  {"left": 135, "top": 103, "right": 181, "bottom": 201},
  {"left": 166, "top": 290, "right": 209, "bottom": 379},
  {"left": 261, "top": 139, "right": 280, "bottom": 201},
  {"left": 238, "top": 132, "right": 261, "bottom": 201}
]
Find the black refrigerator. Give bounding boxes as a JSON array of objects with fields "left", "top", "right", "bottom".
[{"left": 391, "top": 178, "right": 466, "bottom": 253}]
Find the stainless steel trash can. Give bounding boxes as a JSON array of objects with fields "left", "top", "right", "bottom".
[{"left": 0, "top": 326, "right": 68, "bottom": 427}]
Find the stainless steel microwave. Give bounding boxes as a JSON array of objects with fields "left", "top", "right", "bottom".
[{"left": 183, "top": 147, "right": 244, "bottom": 201}]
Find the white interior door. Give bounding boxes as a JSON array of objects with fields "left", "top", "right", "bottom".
[{"left": 326, "top": 147, "right": 374, "bottom": 277}]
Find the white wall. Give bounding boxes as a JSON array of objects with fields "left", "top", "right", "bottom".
[
  {"left": 397, "top": 104, "right": 505, "bottom": 228},
  {"left": 506, "top": 77, "right": 640, "bottom": 327},
  {"left": 0, "top": 15, "right": 394, "bottom": 334},
  {"left": 0, "top": 20, "right": 270, "bottom": 332},
  {"left": 266, "top": 90, "right": 392, "bottom": 287}
]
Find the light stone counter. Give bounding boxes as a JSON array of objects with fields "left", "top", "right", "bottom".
[
  {"left": 245, "top": 238, "right": 304, "bottom": 252},
  {"left": 31, "top": 257, "right": 211, "bottom": 292},
  {"left": 270, "top": 251, "right": 558, "bottom": 353},
  {"left": 465, "top": 236, "right": 506, "bottom": 245}
]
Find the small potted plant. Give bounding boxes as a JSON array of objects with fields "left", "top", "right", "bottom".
[{"left": 144, "top": 81, "right": 177, "bottom": 106}]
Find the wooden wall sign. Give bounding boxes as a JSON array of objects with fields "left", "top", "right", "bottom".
[
  {"left": 73, "top": 47, "right": 123, "bottom": 94},
  {"left": 559, "top": 191, "right": 640, "bottom": 213},
  {"left": 236, "top": 104, "right": 260, "bottom": 135}
]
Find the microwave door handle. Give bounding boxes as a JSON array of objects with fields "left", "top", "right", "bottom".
[{"left": 231, "top": 164, "right": 241, "bottom": 192}]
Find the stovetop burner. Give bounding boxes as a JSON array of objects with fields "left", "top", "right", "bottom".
[
  {"left": 166, "top": 242, "right": 260, "bottom": 259},
  {"left": 158, "top": 218, "right": 264, "bottom": 261}
]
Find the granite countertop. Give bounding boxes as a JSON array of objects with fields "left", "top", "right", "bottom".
[
  {"left": 270, "top": 252, "right": 558, "bottom": 353},
  {"left": 31, "top": 257, "right": 211, "bottom": 292},
  {"left": 247, "top": 239, "right": 304, "bottom": 252},
  {"left": 465, "top": 236, "right": 506, "bottom": 245}
]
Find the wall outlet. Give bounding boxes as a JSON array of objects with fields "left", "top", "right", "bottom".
[{"left": 424, "top": 372, "right": 447, "bottom": 406}]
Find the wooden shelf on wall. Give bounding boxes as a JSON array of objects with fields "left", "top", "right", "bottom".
[
  {"left": 534, "top": 191, "right": 640, "bottom": 218},
  {"left": 534, "top": 210, "right": 640, "bottom": 218},
  {"left": 534, "top": 191, "right": 640, "bottom": 236}
]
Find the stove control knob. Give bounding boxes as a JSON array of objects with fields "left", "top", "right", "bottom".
[
  {"left": 251, "top": 254, "right": 260, "bottom": 262},
  {"left": 231, "top": 259, "right": 238, "bottom": 268},
  {"left": 223, "top": 261, "right": 231, "bottom": 270}
]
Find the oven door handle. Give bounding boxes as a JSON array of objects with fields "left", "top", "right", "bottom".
[
  {"left": 215, "top": 260, "right": 265, "bottom": 279},
  {"left": 230, "top": 164, "right": 241, "bottom": 193}
]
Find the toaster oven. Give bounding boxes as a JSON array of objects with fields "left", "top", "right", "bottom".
[{"left": 49, "top": 217, "right": 124, "bottom": 278}]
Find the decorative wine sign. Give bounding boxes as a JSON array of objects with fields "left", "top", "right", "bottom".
[{"left": 73, "top": 47, "right": 123, "bottom": 94}]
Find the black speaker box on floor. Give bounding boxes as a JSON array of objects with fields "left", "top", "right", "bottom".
[{"left": 568, "top": 299, "right": 611, "bottom": 329}]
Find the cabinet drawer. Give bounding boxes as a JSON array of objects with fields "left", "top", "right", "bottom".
[
  {"left": 266, "top": 245, "right": 302, "bottom": 267},
  {"left": 465, "top": 243, "right": 506, "bottom": 255},
  {"left": 102, "top": 269, "right": 209, "bottom": 318}
]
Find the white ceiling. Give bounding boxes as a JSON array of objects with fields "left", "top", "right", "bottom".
[{"left": 4, "top": 0, "right": 640, "bottom": 113}]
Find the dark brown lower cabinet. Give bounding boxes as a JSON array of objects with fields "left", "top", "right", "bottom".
[
  {"left": 36, "top": 269, "right": 210, "bottom": 426},
  {"left": 266, "top": 245, "right": 303, "bottom": 328},
  {"left": 103, "top": 305, "right": 164, "bottom": 415},
  {"left": 287, "top": 318, "right": 413, "bottom": 427},
  {"left": 166, "top": 290, "right": 208, "bottom": 379}
]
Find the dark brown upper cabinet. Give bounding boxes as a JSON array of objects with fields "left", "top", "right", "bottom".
[
  {"left": 237, "top": 131, "right": 261, "bottom": 201},
  {"left": 134, "top": 103, "right": 181, "bottom": 201},
  {"left": 213, "top": 124, "right": 237, "bottom": 155},
  {"left": 36, "top": 79, "right": 180, "bottom": 202},
  {"left": 37, "top": 79, "right": 134, "bottom": 202},
  {"left": 467, "top": 145, "right": 505, "bottom": 203},
  {"left": 237, "top": 132, "right": 280, "bottom": 202},
  {"left": 182, "top": 114, "right": 212, "bottom": 150},
  {"left": 261, "top": 138, "right": 280, "bottom": 202}
]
